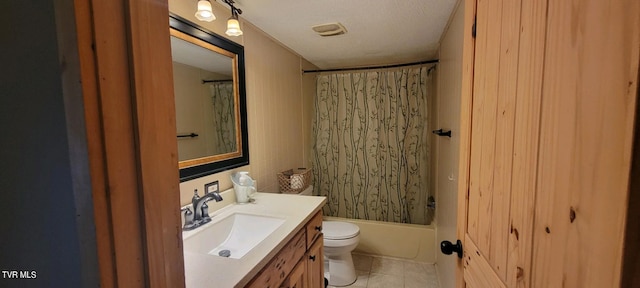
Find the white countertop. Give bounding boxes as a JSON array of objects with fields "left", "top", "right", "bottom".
[{"left": 182, "top": 192, "right": 326, "bottom": 288}]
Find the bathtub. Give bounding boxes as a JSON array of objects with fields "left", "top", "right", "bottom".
[{"left": 323, "top": 216, "right": 436, "bottom": 263}]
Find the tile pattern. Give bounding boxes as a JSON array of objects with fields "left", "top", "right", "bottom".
[{"left": 328, "top": 253, "right": 440, "bottom": 288}]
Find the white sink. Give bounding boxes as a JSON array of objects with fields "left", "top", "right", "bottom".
[{"left": 183, "top": 212, "right": 286, "bottom": 259}]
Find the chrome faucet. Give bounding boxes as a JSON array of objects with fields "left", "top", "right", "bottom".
[{"left": 182, "top": 189, "right": 223, "bottom": 231}]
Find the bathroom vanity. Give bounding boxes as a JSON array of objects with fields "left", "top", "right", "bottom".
[
  {"left": 182, "top": 192, "right": 325, "bottom": 287},
  {"left": 246, "top": 209, "right": 323, "bottom": 288}
]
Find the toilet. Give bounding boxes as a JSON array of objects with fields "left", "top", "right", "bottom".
[
  {"left": 322, "top": 221, "right": 360, "bottom": 286},
  {"left": 297, "top": 186, "right": 360, "bottom": 287}
]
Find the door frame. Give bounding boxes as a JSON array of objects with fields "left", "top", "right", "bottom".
[{"left": 75, "top": 0, "right": 185, "bottom": 287}]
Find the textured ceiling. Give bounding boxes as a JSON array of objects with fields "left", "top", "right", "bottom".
[{"left": 234, "top": 0, "right": 458, "bottom": 69}]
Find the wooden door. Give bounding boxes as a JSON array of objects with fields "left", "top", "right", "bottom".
[
  {"left": 530, "top": 1, "right": 639, "bottom": 286},
  {"left": 458, "top": 0, "right": 639, "bottom": 287},
  {"left": 462, "top": 0, "right": 539, "bottom": 286}
]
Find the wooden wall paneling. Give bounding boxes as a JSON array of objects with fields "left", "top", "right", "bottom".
[
  {"left": 504, "top": 0, "right": 548, "bottom": 286},
  {"left": 531, "top": 0, "right": 640, "bottom": 287},
  {"left": 489, "top": 0, "right": 522, "bottom": 280},
  {"left": 455, "top": 0, "right": 476, "bottom": 286},
  {"left": 89, "top": 0, "right": 147, "bottom": 286},
  {"left": 73, "top": 0, "right": 117, "bottom": 286},
  {"left": 126, "top": 0, "right": 185, "bottom": 287}
]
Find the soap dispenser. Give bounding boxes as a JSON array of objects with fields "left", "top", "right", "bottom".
[
  {"left": 238, "top": 171, "right": 250, "bottom": 185},
  {"left": 231, "top": 172, "right": 256, "bottom": 204}
]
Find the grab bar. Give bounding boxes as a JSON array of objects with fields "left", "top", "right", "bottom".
[
  {"left": 432, "top": 129, "right": 451, "bottom": 138},
  {"left": 177, "top": 133, "right": 199, "bottom": 138}
]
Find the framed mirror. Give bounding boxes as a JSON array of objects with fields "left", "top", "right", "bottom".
[{"left": 169, "top": 14, "right": 249, "bottom": 182}]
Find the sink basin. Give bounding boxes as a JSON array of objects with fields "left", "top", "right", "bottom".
[{"left": 183, "top": 212, "right": 286, "bottom": 259}]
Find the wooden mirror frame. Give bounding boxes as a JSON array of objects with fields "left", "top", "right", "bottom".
[{"left": 170, "top": 14, "right": 249, "bottom": 182}]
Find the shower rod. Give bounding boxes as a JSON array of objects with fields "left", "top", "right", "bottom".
[
  {"left": 302, "top": 59, "right": 439, "bottom": 74},
  {"left": 202, "top": 79, "right": 232, "bottom": 84}
]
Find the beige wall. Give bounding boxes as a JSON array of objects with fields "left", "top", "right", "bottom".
[
  {"left": 243, "top": 21, "right": 304, "bottom": 193},
  {"left": 301, "top": 60, "right": 318, "bottom": 171},
  {"left": 429, "top": 66, "right": 439, "bottom": 223},
  {"left": 173, "top": 62, "right": 229, "bottom": 161},
  {"left": 169, "top": 0, "right": 318, "bottom": 204},
  {"left": 173, "top": 62, "right": 208, "bottom": 161},
  {"left": 434, "top": 1, "right": 465, "bottom": 288}
]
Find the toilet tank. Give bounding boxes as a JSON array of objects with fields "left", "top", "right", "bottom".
[{"left": 298, "top": 185, "right": 313, "bottom": 196}]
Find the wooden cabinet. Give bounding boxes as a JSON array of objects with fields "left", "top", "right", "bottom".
[
  {"left": 305, "top": 236, "right": 324, "bottom": 288},
  {"left": 280, "top": 258, "right": 306, "bottom": 288},
  {"left": 246, "top": 229, "right": 306, "bottom": 288},
  {"left": 305, "top": 210, "right": 323, "bottom": 248},
  {"left": 247, "top": 210, "right": 324, "bottom": 288}
]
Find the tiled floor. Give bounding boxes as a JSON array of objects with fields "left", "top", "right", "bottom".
[{"left": 327, "top": 253, "right": 440, "bottom": 288}]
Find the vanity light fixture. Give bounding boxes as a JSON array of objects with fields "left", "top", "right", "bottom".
[
  {"left": 194, "top": 0, "right": 243, "bottom": 37},
  {"left": 195, "top": 0, "right": 215, "bottom": 22},
  {"left": 225, "top": 3, "right": 243, "bottom": 36}
]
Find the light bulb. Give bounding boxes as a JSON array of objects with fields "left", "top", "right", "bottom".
[{"left": 195, "top": 0, "right": 215, "bottom": 22}]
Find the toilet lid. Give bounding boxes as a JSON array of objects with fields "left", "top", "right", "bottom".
[{"left": 322, "top": 221, "right": 360, "bottom": 240}]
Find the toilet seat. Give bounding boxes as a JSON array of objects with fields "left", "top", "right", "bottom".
[{"left": 323, "top": 221, "right": 360, "bottom": 240}]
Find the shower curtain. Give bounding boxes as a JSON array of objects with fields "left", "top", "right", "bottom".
[
  {"left": 209, "top": 82, "right": 236, "bottom": 154},
  {"left": 312, "top": 66, "right": 433, "bottom": 225}
]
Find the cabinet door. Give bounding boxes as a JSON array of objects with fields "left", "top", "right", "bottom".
[
  {"left": 306, "top": 237, "right": 324, "bottom": 288},
  {"left": 305, "top": 211, "right": 323, "bottom": 249},
  {"left": 281, "top": 259, "right": 306, "bottom": 288},
  {"left": 247, "top": 230, "right": 307, "bottom": 288}
]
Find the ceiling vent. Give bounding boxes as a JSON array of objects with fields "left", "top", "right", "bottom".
[{"left": 312, "top": 22, "right": 347, "bottom": 37}]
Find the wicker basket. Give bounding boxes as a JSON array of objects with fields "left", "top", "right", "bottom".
[{"left": 277, "top": 168, "right": 313, "bottom": 194}]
